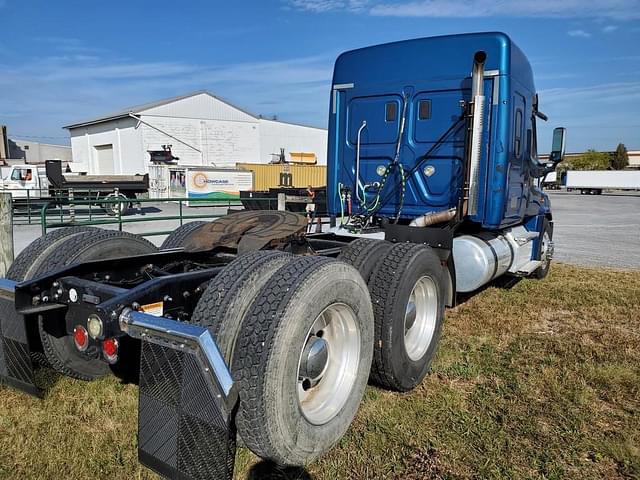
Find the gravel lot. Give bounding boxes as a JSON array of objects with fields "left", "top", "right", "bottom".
[
  {"left": 548, "top": 192, "right": 640, "bottom": 270},
  {"left": 10, "top": 192, "right": 640, "bottom": 270}
]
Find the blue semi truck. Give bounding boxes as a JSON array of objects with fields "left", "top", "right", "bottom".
[{"left": 0, "top": 32, "right": 564, "bottom": 479}]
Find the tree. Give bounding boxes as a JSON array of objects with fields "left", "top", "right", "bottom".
[
  {"left": 558, "top": 149, "right": 611, "bottom": 172},
  {"left": 611, "top": 143, "right": 629, "bottom": 170}
]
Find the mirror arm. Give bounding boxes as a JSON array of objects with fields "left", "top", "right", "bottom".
[{"left": 534, "top": 110, "right": 548, "bottom": 121}]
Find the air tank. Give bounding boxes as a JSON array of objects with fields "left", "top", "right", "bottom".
[{"left": 453, "top": 234, "right": 513, "bottom": 292}]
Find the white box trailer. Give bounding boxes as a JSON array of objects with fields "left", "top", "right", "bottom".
[{"left": 565, "top": 170, "right": 640, "bottom": 195}]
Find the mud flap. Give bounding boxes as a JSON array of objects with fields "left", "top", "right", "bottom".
[
  {"left": 0, "top": 279, "right": 39, "bottom": 397},
  {"left": 121, "top": 309, "right": 238, "bottom": 480}
]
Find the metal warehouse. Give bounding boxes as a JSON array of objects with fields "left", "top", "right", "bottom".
[{"left": 64, "top": 91, "right": 327, "bottom": 175}]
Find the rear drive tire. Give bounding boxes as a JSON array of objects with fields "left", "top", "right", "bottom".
[
  {"left": 337, "top": 238, "right": 393, "bottom": 283},
  {"left": 368, "top": 242, "right": 445, "bottom": 392},
  {"left": 30, "top": 229, "right": 158, "bottom": 380},
  {"left": 160, "top": 221, "right": 207, "bottom": 249},
  {"left": 191, "top": 250, "right": 292, "bottom": 363},
  {"left": 6, "top": 226, "right": 99, "bottom": 282},
  {"left": 233, "top": 256, "right": 374, "bottom": 465},
  {"left": 6, "top": 226, "right": 101, "bottom": 364}
]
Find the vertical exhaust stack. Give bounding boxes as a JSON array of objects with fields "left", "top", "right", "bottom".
[{"left": 466, "top": 51, "right": 487, "bottom": 217}]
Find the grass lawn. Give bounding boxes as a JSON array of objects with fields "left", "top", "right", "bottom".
[{"left": 0, "top": 263, "right": 638, "bottom": 479}]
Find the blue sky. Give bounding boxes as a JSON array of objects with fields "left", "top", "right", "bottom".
[{"left": 1, "top": 0, "right": 639, "bottom": 152}]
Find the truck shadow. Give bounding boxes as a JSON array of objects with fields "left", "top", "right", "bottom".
[
  {"left": 455, "top": 275, "right": 523, "bottom": 306},
  {"left": 246, "top": 461, "right": 312, "bottom": 480}
]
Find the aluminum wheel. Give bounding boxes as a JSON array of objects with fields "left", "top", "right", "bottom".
[
  {"left": 403, "top": 275, "right": 438, "bottom": 361},
  {"left": 297, "top": 303, "right": 360, "bottom": 425}
]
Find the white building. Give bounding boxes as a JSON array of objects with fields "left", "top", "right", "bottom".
[
  {"left": 64, "top": 91, "right": 327, "bottom": 175},
  {"left": 3, "top": 138, "right": 72, "bottom": 165}
]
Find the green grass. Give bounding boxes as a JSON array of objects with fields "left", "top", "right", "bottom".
[{"left": 1, "top": 264, "right": 638, "bottom": 479}]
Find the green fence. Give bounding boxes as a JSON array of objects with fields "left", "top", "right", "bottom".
[
  {"left": 11, "top": 188, "right": 134, "bottom": 226},
  {"left": 39, "top": 196, "right": 280, "bottom": 237},
  {"left": 10, "top": 189, "right": 60, "bottom": 225}
]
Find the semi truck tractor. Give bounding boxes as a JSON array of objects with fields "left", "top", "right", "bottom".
[
  {"left": 0, "top": 32, "right": 565, "bottom": 479},
  {"left": 565, "top": 170, "right": 640, "bottom": 195}
]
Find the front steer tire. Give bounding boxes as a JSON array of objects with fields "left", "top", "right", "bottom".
[
  {"left": 368, "top": 242, "right": 446, "bottom": 392},
  {"left": 532, "top": 218, "right": 553, "bottom": 280},
  {"left": 233, "top": 256, "right": 374, "bottom": 466}
]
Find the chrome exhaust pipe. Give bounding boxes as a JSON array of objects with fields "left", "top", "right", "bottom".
[
  {"left": 471, "top": 51, "right": 487, "bottom": 98},
  {"left": 467, "top": 51, "right": 487, "bottom": 217},
  {"left": 409, "top": 207, "right": 457, "bottom": 227}
]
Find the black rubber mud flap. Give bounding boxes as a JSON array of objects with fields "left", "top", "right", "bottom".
[
  {"left": 122, "top": 310, "right": 237, "bottom": 480},
  {"left": 0, "top": 279, "right": 39, "bottom": 397}
]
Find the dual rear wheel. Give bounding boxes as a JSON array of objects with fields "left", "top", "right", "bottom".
[
  {"left": 339, "top": 239, "right": 446, "bottom": 391},
  {"left": 193, "top": 253, "right": 374, "bottom": 465},
  {"left": 193, "top": 238, "right": 445, "bottom": 465},
  {"left": 7, "top": 227, "right": 158, "bottom": 380}
]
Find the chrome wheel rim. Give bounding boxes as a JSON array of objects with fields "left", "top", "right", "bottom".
[
  {"left": 404, "top": 276, "right": 438, "bottom": 361},
  {"left": 297, "top": 303, "right": 360, "bottom": 425}
]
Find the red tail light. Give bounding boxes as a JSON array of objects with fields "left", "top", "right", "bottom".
[
  {"left": 102, "top": 338, "right": 119, "bottom": 364},
  {"left": 73, "top": 326, "right": 89, "bottom": 352}
]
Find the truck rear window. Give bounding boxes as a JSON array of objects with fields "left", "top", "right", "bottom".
[
  {"left": 385, "top": 102, "right": 397, "bottom": 122},
  {"left": 418, "top": 100, "right": 431, "bottom": 120}
]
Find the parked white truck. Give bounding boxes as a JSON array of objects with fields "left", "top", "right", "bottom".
[
  {"left": 565, "top": 170, "right": 640, "bottom": 195},
  {"left": 0, "top": 164, "right": 49, "bottom": 199},
  {"left": 0, "top": 160, "right": 148, "bottom": 214}
]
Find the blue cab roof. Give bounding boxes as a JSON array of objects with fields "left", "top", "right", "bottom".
[{"left": 333, "top": 32, "right": 535, "bottom": 93}]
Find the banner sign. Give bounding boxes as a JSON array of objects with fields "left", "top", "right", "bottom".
[{"left": 185, "top": 168, "right": 254, "bottom": 203}]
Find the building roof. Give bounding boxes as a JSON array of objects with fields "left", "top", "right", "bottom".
[
  {"left": 63, "top": 91, "right": 259, "bottom": 129},
  {"left": 63, "top": 90, "right": 325, "bottom": 131}
]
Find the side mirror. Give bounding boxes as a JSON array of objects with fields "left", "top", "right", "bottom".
[{"left": 549, "top": 127, "right": 566, "bottom": 164}]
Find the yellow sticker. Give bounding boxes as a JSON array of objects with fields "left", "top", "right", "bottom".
[{"left": 140, "top": 301, "right": 164, "bottom": 317}]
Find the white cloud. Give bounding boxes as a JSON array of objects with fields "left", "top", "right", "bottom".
[
  {"left": 567, "top": 29, "right": 592, "bottom": 38},
  {"left": 286, "top": 0, "right": 370, "bottom": 12},
  {"left": 602, "top": 25, "right": 619, "bottom": 33},
  {"left": 288, "top": 0, "right": 640, "bottom": 19}
]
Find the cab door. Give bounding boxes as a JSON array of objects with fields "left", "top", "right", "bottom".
[
  {"left": 6, "top": 167, "right": 35, "bottom": 198},
  {"left": 504, "top": 92, "right": 527, "bottom": 222}
]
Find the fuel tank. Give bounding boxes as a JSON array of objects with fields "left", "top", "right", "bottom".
[{"left": 453, "top": 233, "right": 513, "bottom": 292}]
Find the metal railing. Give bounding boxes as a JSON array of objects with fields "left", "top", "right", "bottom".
[
  {"left": 39, "top": 196, "right": 283, "bottom": 237},
  {"left": 38, "top": 194, "right": 332, "bottom": 236},
  {"left": 9, "top": 188, "right": 56, "bottom": 225},
  {"left": 10, "top": 188, "right": 116, "bottom": 225}
]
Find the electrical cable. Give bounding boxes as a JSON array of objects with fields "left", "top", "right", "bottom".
[{"left": 363, "top": 114, "right": 466, "bottom": 225}]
